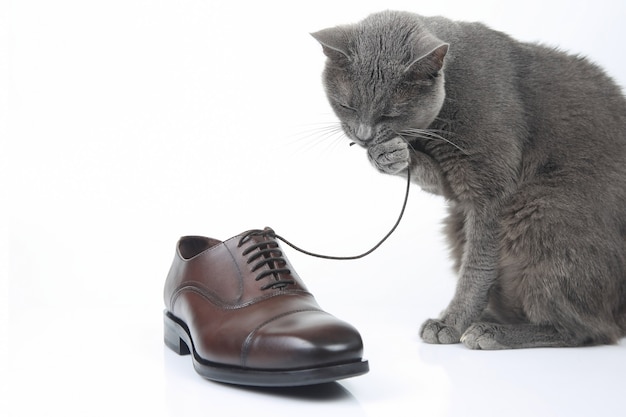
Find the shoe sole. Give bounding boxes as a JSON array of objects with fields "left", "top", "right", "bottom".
[{"left": 163, "top": 310, "right": 369, "bottom": 387}]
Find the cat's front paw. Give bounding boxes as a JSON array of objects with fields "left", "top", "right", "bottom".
[
  {"left": 368, "top": 137, "right": 410, "bottom": 175},
  {"left": 461, "top": 323, "right": 508, "bottom": 350},
  {"left": 420, "top": 318, "right": 461, "bottom": 344}
]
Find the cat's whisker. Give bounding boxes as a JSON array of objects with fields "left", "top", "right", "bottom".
[
  {"left": 399, "top": 128, "right": 468, "bottom": 155},
  {"left": 402, "top": 126, "right": 456, "bottom": 137},
  {"left": 433, "top": 116, "right": 456, "bottom": 125},
  {"left": 287, "top": 123, "right": 343, "bottom": 144},
  {"left": 283, "top": 121, "right": 349, "bottom": 157}
]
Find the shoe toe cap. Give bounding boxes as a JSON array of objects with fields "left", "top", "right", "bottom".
[{"left": 242, "top": 310, "right": 364, "bottom": 370}]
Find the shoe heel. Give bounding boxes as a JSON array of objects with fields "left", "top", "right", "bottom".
[{"left": 164, "top": 312, "right": 191, "bottom": 356}]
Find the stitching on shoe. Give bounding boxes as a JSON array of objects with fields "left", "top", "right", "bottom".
[
  {"left": 223, "top": 240, "right": 245, "bottom": 300},
  {"left": 170, "top": 242, "right": 243, "bottom": 309},
  {"left": 173, "top": 283, "right": 313, "bottom": 310},
  {"left": 240, "top": 308, "right": 327, "bottom": 368}
]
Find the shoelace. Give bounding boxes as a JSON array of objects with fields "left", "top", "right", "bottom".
[
  {"left": 237, "top": 166, "right": 411, "bottom": 290},
  {"left": 272, "top": 165, "right": 411, "bottom": 260},
  {"left": 238, "top": 229, "right": 296, "bottom": 290}
]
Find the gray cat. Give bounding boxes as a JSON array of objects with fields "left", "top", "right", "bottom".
[{"left": 312, "top": 10, "right": 626, "bottom": 349}]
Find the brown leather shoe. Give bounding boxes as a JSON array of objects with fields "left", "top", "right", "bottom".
[{"left": 163, "top": 227, "right": 369, "bottom": 386}]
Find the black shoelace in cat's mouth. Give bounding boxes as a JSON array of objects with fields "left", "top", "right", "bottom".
[{"left": 238, "top": 229, "right": 295, "bottom": 290}]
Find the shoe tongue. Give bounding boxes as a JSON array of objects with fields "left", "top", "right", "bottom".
[
  {"left": 245, "top": 227, "right": 275, "bottom": 244},
  {"left": 247, "top": 234, "right": 264, "bottom": 244}
]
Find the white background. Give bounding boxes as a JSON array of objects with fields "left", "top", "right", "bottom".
[{"left": 3, "top": 1, "right": 626, "bottom": 416}]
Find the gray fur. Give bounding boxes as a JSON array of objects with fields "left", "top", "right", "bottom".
[{"left": 312, "top": 11, "right": 626, "bottom": 349}]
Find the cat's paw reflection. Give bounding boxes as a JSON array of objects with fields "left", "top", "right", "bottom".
[
  {"left": 419, "top": 318, "right": 461, "bottom": 344},
  {"left": 367, "top": 137, "right": 410, "bottom": 174}
]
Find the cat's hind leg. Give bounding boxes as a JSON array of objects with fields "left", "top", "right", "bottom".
[
  {"left": 460, "top": 322, "right": 572, "bottom": 349},
  {"left": 484, "top": 185, "right": 625, "bottom": 350}
]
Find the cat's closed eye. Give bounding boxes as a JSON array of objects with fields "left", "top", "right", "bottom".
[
  {"left": 339, "top": 103, "right": 357, "bottom": 112},
  {"left": 380, "top": 112, "right": 401, "bottom": 121},
  {"left": 377, "top": 108, "right": 405, "bottom": 122}
]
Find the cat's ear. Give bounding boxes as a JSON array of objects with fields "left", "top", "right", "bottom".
[
  {"left": 311, "top": 26, "right": 353, "bottom": 66},
  {"left": 404, "top": 43, "right": 449, "bottom": 82}
]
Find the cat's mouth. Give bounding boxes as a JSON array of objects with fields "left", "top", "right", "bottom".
[
  {"left": 348, "top": 134, "right": 397, "bottom": 149},
  {"left": 347, "top": 138, "right": 371, "bottom": 149},
  {"left": 407, "top": 137, "right": 427, "bottom": 154},
  {"left": 349, "top": 135, "right": 427, "bottom": 155}
]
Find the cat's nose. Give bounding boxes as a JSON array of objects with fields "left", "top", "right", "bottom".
[{"left": 356, "top": 124, "right": 373, "bottom": 142}]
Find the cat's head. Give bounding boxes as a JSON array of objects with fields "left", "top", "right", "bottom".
[{"left": 312, "top": 12, "right": 448, "bottom": 147}]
